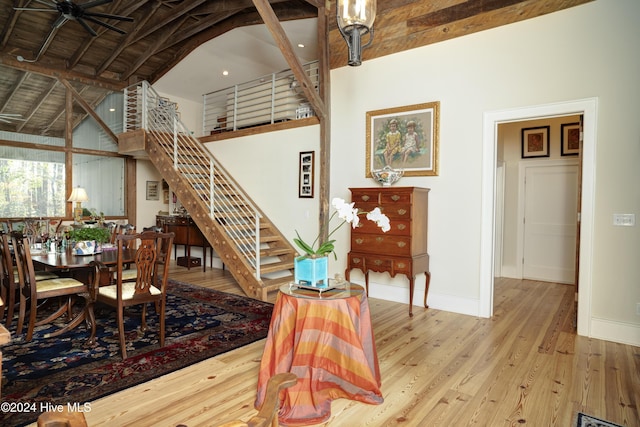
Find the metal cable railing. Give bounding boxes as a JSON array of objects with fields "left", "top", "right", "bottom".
[{"left": 123, "top": 82, "right": 263, "bottom": 276}]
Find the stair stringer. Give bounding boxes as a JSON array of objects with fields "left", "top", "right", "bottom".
[{"left": 142, "top": 129, "right": 297, "bottom": 300}]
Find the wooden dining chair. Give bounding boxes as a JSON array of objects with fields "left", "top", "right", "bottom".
[
  {"left": 121, "top": 226, "right": 170, "bottom": 283},
  {"left": 0, "top": 233, "right": 59, "bottom": 328},
  {"left": 95, "top": 231, "right": 174, "bottom": 359},
  {"left": 12, "top": 234, "right": 93, "bottom": 342}
]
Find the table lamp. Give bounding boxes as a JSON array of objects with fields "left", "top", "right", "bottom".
[{"left": 68, "top": 187, "right": 89, "bottom": 223}]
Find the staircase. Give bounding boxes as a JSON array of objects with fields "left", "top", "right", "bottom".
[{"left": 119, "top": 82, "right": 297, "bottom": 300}]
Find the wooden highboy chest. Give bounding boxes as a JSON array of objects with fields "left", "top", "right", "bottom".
[{"left": 345, "top": 186, "right": 430, "bottom": 316}]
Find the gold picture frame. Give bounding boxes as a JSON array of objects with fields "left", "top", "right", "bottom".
[{"left": 366, "top": 101, "right": 440, "bottom": 177}]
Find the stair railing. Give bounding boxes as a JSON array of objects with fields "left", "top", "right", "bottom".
[{"left": 123, "top": 81, "right": 263, "bottom": 276}]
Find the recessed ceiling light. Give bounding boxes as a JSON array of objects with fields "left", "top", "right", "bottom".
[
  {"left": 222, "top": 70, "right": 229, "bottom": 76},
  {"left": 109, "top": 108, "right": 115, "bottom": 112},
  {"left": 298, "top": 43, "right": 305, "bottom": 48}
]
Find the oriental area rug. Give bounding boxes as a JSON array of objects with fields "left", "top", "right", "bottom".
[
  {"left": 1, "top": 279, "right": 273, "bottom": 426},
  {"left": 574, "top": 412, "right": 625, "bottom": 427}
]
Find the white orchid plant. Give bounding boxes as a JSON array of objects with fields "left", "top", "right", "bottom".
[{"left": 294, "top": 197, "right": 391, "bottom": 260}]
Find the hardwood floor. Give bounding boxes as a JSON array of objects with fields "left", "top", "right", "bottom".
[{"left": 74, "top": 264, "right": 639, "bottom": 427}]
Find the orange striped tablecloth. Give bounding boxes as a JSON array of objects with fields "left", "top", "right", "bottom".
[{"left": 255, "top": 284, "right": 383, "bottom": 426}]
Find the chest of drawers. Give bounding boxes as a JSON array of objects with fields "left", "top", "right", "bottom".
[{"left": 345, "top": 187, "right": 430, "bottom": 316}]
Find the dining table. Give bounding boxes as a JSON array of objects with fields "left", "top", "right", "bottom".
[{"left": 30, "top": 246, "right": 136, "bottom": 345}]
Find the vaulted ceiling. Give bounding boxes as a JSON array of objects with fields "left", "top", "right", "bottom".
[{"left": 0, "top": 0, "right": 591, "bottom": 138}]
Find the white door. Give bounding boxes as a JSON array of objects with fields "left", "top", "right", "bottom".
[{"left": 522, "top": 162, "right": 579, "bottom": 283}]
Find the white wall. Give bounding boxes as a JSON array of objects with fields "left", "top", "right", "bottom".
[
  {"left": 146, "top": 0, "right": 640, "bottom": 346},
  {"left": 204, "top": 126, "right": 322, "bottom": 251},
  {"left": 330, "top": 0, "right": 639, "bottom": 343}
]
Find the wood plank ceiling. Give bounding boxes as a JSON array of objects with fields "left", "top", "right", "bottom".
[{"left": 0, "top": 0, "right": 592, "bottom": 138}]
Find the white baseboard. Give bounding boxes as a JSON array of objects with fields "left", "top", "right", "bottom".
[
  {"left": 590, "top": 317, "right": 640, "bottom": 347},
  {"left": 349, "top": 278, "right": 482, "bottom": 318}
]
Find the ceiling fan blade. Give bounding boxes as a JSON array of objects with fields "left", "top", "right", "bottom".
[
  {"left": 34, "top": 0, "right": 58, "bottom": 7},
  {"left": 83, "top": 16, "right": 125, "bottom": 35},
  {"left": 84, "top": 11, "right": 134, "bottom": 22},
  {"left": 76, "top": 17, "right": 98, "bottom": 36},
  {"left": 13, "top": 8, "right": 57, "bottom": 12},
  {"left": 51, "top": 14, "right": 69, "bottom": 29},
  {"left": 80, "top": 0, "right": 114, "bottom": 10}
]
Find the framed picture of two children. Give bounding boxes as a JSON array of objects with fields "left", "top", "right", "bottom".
[{"left": 366, "top": 101, "right": 440, "bottom": 177}]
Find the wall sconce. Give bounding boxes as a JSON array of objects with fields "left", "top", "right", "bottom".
[
  {"left": 336, "top": 0, "right": 376, "bottom": 66},
  {"left": 68, "top": 187, "right": 89, "bottom": 223}
]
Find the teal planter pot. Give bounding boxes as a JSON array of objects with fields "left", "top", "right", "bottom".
[{"left": 294, "top": 256, "right": 329, "bottom": 288}]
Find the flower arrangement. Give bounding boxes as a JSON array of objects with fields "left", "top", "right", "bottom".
[{"left": 294, "top": 197, "right": 390, "bottom": 260}]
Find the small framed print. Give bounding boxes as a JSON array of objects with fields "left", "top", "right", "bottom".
[
  {"left": 561, "top": 122, "right": 580, "bottom": 156},
  {"left": 298, "top": 151, "right": 314, "bottom": 198},
  {"left": 521, "top": 126, "right": 550, "bottom": 158},
  {"left": 146, "top": 181, "right": 159, "bottom": 200}
]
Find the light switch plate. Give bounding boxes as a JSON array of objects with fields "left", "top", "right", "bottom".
[{"left": 613, "top": 213, "right": 635, "bottom": 226}]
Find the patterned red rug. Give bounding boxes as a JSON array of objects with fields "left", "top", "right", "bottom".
[{"left": 0, "top": 279, "right": 273, "bottom": 426}]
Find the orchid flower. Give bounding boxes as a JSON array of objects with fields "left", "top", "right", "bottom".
[{"left": 294, "top": 197, "right": 391, "bottom": 260}]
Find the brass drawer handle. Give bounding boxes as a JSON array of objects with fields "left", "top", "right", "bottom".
[
  {"left": 397, "top": 242, "right": 406, "bottom": 248},
  {"left": 397, "top": 262, "right": 406, "bottom": 268},
  {"left": 373, "top": 259, "right": 383, "bottom": 266},
  {"left": 391, "top": 195, "right": 400, "bottom": 201},
  {"left": 361, "top": 195, "right": 370, "bottom": 202},
  {"left": 376, "top": 237, "right": 384, "bottom": 243},
  {"left": 397, "top": 209, "right": 407, "bottom": 215},
  {"left": 397, "top": 224, "right": 406, "bottom": 230},
  {"left": 352, "top": 257, "right": 362, "bottom": 264},
  {"left": 355, "top": 238, "right": 364, "bottom": 245}
]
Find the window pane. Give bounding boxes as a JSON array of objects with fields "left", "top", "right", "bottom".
[
  {"left": 73, "top": 154, "right": 124, "bottom": 217},
  {"left": 0, "top": 147, "right": 65, "bottom": 217},
  {"left": 73, "top": 92, "right": 123, "bottom": 152}
]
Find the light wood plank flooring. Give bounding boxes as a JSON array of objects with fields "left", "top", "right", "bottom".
[{"left": 55, "top": 264, "right": 640, "bottom": 427}]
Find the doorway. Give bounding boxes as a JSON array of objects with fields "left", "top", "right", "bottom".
[{"left": 480, "top": 98, "right": 597, "bottom": 337}]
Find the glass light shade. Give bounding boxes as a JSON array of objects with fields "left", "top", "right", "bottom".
[
  {"left": 68, "top": 187, "right": 89, "bottom": 202},
  {"left": 336, "top": 0, "right": 376, "bottom": 66},
  {"left": 337, "top": 0, "right": 376, "bottom": 30}
]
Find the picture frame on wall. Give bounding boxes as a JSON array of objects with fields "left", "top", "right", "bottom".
[
  {"left": 146, "top": 181, "right": 159, "bottom": 200},
  {"left": 521, "top": 126, "right": 550, "bottom": 158},
  {"left": 561, "top": 122, "right": 581, "bottom": 156},
  {"left": 298, "top": 151, "right": 314, "bottom": 198},
  {"left": 366, "top": 101, "right": 440, "bottom": 177}
]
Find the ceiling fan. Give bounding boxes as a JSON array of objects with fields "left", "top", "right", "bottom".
[
  {"left": 0, "top": 114, "right": 27, "bottom": 124},
  {"left": 14, "top": 0, "right": 134, "bottom": 37}
]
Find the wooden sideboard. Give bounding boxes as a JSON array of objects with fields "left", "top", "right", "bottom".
[
  {"left": 345, "top": 186, "right": 430, "bottom": 316},
  {"left": 156, "top": 215, "right": 210, "bottom": 271}
]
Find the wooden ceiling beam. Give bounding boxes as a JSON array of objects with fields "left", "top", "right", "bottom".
[
  {"left": 0, "top": 54, "right": 125, "bottom": 92},
  {"left": 96, "top": 1, "right": 165, "bottom": 76},
  {"left": 252, "top": 0, "right": 326, "bottom": 119},
  {"left": 59, "top": 78, "right": 118, "bottom": 144},
  {"left": 16, "top": 79, "right": 59, "bottom": 133},
  {"left": 122, "top": 15, "right": 190, "bottom": 81}
]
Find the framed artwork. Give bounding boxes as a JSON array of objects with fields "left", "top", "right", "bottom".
[
  {"left": 298, "top": 151, "right": 314, "bottom": 198},
  {"left": 146, "top": 181, "right": 159, "bottom": 200},
  {"left": 561, "top": 122, "right": 581, "bottom": 156},
  {"left": 366, "top": 101, "right": 440, "bottom": 177},
  {"left": 521, "top": 126, "right": 550, "bottom": 158}
]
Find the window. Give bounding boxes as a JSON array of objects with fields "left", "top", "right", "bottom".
[
  {"left": 73, "top": 154, "right": 125, "bottom": 216},
  {"left": 0, "top": 147, "right": 65, "bottom": 217},
  {"left": 0, "top": 91, "right": 129, "bottom": 220}
]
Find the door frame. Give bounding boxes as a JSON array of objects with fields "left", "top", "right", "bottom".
[
  {"left": 480, "top": 98, "right": 597, "bottom": 337},
  {"left": 517, "top": 158, "right": 580, "bottom": 281}
]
